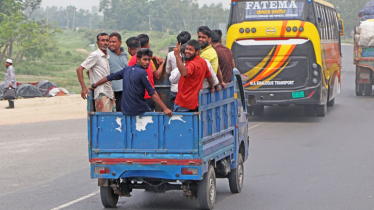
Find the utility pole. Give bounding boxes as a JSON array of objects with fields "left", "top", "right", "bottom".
[
  {"left": 46, "top": 8, "right": 49, "bottom": 24},
  {"left": 89, "top": 16, "right": 92, "bottom": 30},
  {"left": 147, "top": 15, "right": 151, "bottom": 30},
  {"left": 66, "top": 11, "right": 69, "bottom": 30},
  {"left": 200, "top": 20, "right": 205, "bottom": 26},
  {"left": 72, "top": 9, "right": 76, "bottom": 31}
]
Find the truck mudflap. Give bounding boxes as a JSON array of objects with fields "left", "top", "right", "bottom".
[{"left": 90, "top": 159, "right": 202, "bottom": 180}]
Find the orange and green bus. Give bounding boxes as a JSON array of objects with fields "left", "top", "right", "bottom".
[{"left": 227, "top": 0, "right": 343, "bottom": 116}]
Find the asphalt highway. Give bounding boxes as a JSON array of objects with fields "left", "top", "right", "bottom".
[{"left": 1, "top": 45, "right": 373, "bottom": 210}]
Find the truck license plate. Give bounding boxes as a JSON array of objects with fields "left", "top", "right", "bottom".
[{"left": 292, "top": 91, "right": 305, "bottom": 99}]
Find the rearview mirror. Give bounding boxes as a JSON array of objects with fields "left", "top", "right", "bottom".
[{"left": 247, "top": 95, "right": 257, "bottom": 105}]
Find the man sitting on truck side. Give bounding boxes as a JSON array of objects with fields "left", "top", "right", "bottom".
[
  {"left": 173, "top": 40, "right": 215, "bottom": 112},
  {"left": 125, "top": 37, "right": 141, "bottom": 61},
  {"left": 128, "top": 35, "right": 165, "bottom": 112},
  {"left": 90, "top": 48, "right": 172, "bottom": 117}
]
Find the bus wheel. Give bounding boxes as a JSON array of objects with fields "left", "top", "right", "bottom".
[
  {"left": 228, "top": 154, "right": 244, "bottom": 193},
  {"left": 364, "top": 84, "right": 372, "bottom": 96},
  {"left": 356, "top": 84, "right": 364, "bottom": 96},
  {"left": 253, "top": 105, "right": 264, "bottom": 116},
  {"left": 100, "top": 185, "right": 119, "bottom": 208},
  {"left": 198, "top": 165, "right": 216, "bottom": 210},
  {"left": 304, "top": 105, "right": 315, "bottom": 116},
  {"left": 327, "top": 98, "right": 335, "bottom": 107},
  {"left": 315, "top": 104, "right": 327, "bottom": 117}
]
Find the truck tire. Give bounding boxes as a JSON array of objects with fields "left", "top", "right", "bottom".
[
  {"left": 315, "top": 103, "right": 327, "bottom": 117},
  {"left": 228, "top": 154, "right": 244, "bottom": 193},
  {"left": 100, "top": 186, "right": 119, "bottom": 208},
  {"left": 356, "top": 84, "right": 364, "bottom": 96},
  {"left": 304, "top": 105, "right": 315, "bottom": 116},
  {"left": 253, "top": 105, "right": 264, "bottom": 116},
  {"left": 198, "top": 165, "right": 216, "bottom": 210},
  {"left": 364, "top": 84, "right": 372, "bottom": 96}
]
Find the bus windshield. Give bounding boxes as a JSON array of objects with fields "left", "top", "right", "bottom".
[{"left": 230, "top": 0, "right": 312, "bottom": 25}]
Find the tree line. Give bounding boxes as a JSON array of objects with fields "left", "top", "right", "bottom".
[{"left": 0, "top": 0, "right": 60, "bottom": 65}]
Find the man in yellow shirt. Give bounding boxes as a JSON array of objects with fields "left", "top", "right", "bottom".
[{"left": 198, "top": 26, "right": 226, "bottom": 89}]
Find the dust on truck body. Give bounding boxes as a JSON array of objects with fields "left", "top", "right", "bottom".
[
  {"left": 87, "top": 71, "right": 250, "bottom": 210},
  {"left": 226, "top": 0, "right": 344, "bottom": 116}
]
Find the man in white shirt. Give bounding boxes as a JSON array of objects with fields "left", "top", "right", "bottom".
[
  {"left": 76, "top": 33, "right": 115, "bottom": 112},
  {"left": 165, "top": 31, "right": 191, "bottom": 109}
]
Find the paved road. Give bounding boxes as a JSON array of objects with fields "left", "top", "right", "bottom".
[{"left": 1, "top": 45, "right": 374, "bottom": 210}]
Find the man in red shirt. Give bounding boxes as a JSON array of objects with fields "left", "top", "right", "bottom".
[{"left": 174, "top": 39, "right": 215, "bottom": 112}]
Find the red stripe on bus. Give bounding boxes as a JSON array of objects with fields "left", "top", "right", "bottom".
[{"left": 280, "top": 20, "right": 288, "bottom": 37}]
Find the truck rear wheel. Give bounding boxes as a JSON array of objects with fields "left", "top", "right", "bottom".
[
  {"left": 100, "top": 185, "right": 119, "bottom": 208},
  {"left": 228, "top": 154, "right": 244, "bottom": 193},
  {"left": 198, "top": 165, "right": 216, "bottom": 210},
  {"left": 356, "top": 84, "right": 364, "bottom": 96},
  {"left": 364, "top": 84, "right": 372, "bottom": 96}
]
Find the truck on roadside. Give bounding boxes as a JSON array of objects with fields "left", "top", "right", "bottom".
[
  {"left": 87, "top": 70, "right": 253, "bottom": 210},
  {"left": 354, "top": 19, "right": 374, "bottom": 96}
]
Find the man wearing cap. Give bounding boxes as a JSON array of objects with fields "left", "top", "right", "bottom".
[{"left": 4, "top": 59, "right": 17, "bottom": 109}]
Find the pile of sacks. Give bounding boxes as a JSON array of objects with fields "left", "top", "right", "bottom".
[{"left": 355, "top": 20, "right": 374, "bottom": 47}]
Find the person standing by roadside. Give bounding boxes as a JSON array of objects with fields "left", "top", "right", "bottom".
[
  {"left": 198, "top": 26, "right": 226, "bottom": 90},
  {"left": 107, "top": 32, "right": 128, "bottom": 112},
  {"left": 166, "top": 31, "right": 191, "bottom": 108},
  {"left": 211, "top": 29, "right": 235, "bottom": 83},
  {"left": 4, "top": 59, "right": 16, "bottom": 109},
  {"left": 76, "top": 33, "right": 115, "bottom": 112}
]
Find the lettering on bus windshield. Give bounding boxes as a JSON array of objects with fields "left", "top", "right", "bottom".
[{"left": 244, "top": 0, "right": 305, "bottom": 20}]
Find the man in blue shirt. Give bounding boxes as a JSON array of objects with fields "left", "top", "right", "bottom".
[
  {"left": 107, "top": 32, "right": 129, "bottom": 111},
  {"left": 90, "top": 49, "right": 172, "bottom": 116}
]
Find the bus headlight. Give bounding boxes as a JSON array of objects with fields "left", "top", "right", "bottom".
[
  {"left": 312, "top": 63, "right": 318, "bottom": 69},
  {"left": 286, "top": 27, "right": 291, "bottom": 32},
  {"left": 252, "top": 28, "right": 256, "bottom": 33},
  {"left": 299, "top": 27, "right": 304, "bottom": 32},
  {"left": 240, "top": 28, "right": 244, "bottom": 33},
  {"left": 245, "top": 28, "right": 250, "bottom": 33},
  {"left": 313, "top": 78, "right": 318, "bottom": 84},
  {"left": 293, "top": 27, "right": 298, "bottom": 32},
  {"left": 313, "top": 70, "right": 319, "bottom": 77}
]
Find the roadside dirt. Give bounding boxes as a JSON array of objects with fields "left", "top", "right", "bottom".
[{"left": 0, "top": 95, "right": 87, "bottom": 125}]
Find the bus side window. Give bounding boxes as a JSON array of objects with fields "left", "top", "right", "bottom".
[{"left": 235, "top": 75, "right": 245, "bottom": 111}]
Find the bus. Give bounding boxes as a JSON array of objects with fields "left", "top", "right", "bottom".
[{"left": 226, "top": 0, "right": 343, "bottom": 116}]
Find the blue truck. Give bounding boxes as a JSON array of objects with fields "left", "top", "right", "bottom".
[{"left": 87, "top": 70, "right": 252, "bottom": 209}]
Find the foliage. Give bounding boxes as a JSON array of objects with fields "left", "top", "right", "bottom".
[{"left": 99, "top": 0, "right": 230, "bottom": 32}]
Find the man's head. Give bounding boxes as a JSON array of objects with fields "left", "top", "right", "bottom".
[
  {"left": 5, "top": 59, "right": 12, "bottom": 68},
  {"left": 126, "top": 37, "right": 141, "bottom": 56},
  {"left": 96, "top": 33, "right": 109, "bottom": 52},
  {"left": 197, "top": 26, "right": 212, "bottom": 49},
  {"left": 109, "top": 32, "right": 122, "bottom": 52},
  {"left": 211, "top": 29, "right": 223, "bottom": 44},
  {"left": 177, "top": 31, "right": 192, "bottom": 45},
  {"left": 185, "top": 40, "right": 201, "bottom": 61},
  {"left": 137, "top": 34, "right": 150, "bottom": 48},
  {"left": 136, "top": 48, "right": 153, "bottom": 69}
]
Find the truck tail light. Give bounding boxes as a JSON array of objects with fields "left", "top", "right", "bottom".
[
  {"left": 181, "top": 168, "right": 198, "bottom": 175},
  {"left": 94, "top": 167, "right": 110, "bottom": 174}
]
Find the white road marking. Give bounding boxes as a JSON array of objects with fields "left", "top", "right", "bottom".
[
  {"left": 50, "top": 191, "right": 99, "bottom": 210},
  {"left": 248, "top": 123, "right": 263, "bottom": 130}
]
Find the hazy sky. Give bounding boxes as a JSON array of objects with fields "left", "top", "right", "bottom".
[{"left": 41, "top": 0, "right": 230, "bottom": 10}]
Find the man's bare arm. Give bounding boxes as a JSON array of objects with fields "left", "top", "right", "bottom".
[
  {"left": 153, "top": 59, "right": 165, "bottom": 80},
  {"left": 174, "top": 43, "right": 188, "bottom": 77},
  {"left": 151, "top": 93, "right": 173, "bottom": 116},
  {"left": 216, "top": 66, "right": 226, "bottom": 89},
  {"left": 207, "top": 76, "right": 215, "bottom": 93},
  {"left": 76, "top": 66, "right": 89, "bottom": 99}
]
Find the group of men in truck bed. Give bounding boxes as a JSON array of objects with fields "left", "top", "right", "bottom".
[{"left": 76, "top": 26, "right": 234, "bottom": 117}]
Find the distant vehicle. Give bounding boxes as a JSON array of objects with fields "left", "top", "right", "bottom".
[
  {"left": 226, "top": 0, "right": 344, "bottom": 116},
  {"left": 87, "top": 70, "right": 252, "bottom": 210},
  {"left": 354, "top": 19, "right": 374, "bottom": 96}
]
